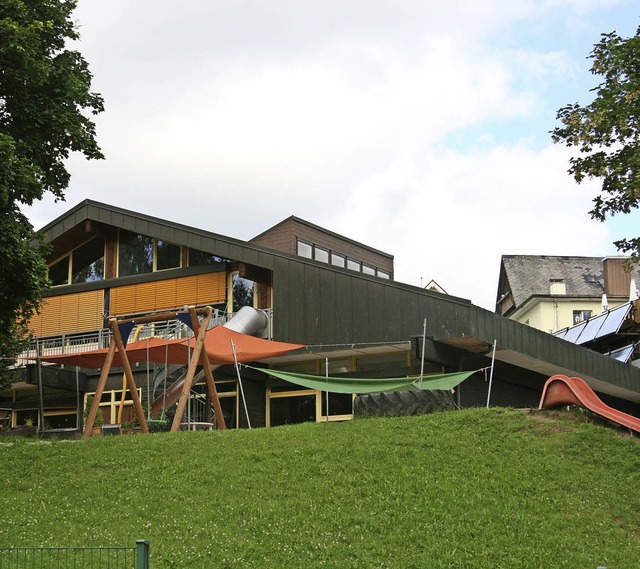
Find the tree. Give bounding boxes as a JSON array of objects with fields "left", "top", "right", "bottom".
[
  {"left": 0, "top": 0, "right": 104, "bottom": 382},
  {"left": 232, "top": 275, "right": 254, "bottom": 312},
  {"left": 552, "top": 25, "right": 640, "bottom": 259}
]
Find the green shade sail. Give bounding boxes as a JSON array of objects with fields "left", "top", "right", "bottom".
[{"left": 257, "top": 368, "right": 479, "bottom": 394}]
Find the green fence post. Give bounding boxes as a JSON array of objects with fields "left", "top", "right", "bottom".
[{"left": 136, "top": 540, "right": 150, "bottom": 569}]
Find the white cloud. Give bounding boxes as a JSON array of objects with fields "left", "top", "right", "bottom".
[
  {"left": 330, "top": 143, "right": 613, "bottom": 309},
  {"left": 23, "top": 0, "right": 636, "bottom": 314}
]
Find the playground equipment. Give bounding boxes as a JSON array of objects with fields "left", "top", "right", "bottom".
[
  {"left": 149, "top": 306, "right": 268, "bottom": 417},
  {"left": 82, "top": 306, "right": 222, "bottom": 437},
  {"left": 539, "top": 374, "right": 640, "bottom": 434},
  {"left": 35, "top": 306, "right": 304, "bottom": 437}
]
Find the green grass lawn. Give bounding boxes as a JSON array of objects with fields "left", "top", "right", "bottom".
[{"left": 1, "top": 408, "right": 638, "bottom": 568}]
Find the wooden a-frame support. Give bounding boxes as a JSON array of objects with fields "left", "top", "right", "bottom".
[
  {"left": 83, "top": 306, "right": 225, "bottom": 438},
  {"left": 170, "top": 306, "right": 226, "bottom": 432}
]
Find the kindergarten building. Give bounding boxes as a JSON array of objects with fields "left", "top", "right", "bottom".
[{"left": 3, "top": 200, "right": 640, "bottom": 432}]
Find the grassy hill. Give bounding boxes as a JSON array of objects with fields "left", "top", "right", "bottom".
[{"left": 1, "top": 408, "right": 638, "bottom": 568}]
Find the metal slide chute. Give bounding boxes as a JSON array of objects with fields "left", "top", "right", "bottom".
[{"left": 148, "top": 306, "right": 273, "bottom": 418}]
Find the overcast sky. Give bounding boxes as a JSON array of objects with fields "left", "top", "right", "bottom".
[{"left": 22, "top": 0, "right": 640, "bottom": 310}]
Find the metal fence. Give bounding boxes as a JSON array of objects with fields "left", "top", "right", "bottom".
[
  {"left": 17, "top": 307, "right": 237, "bottom": 366},
  {"left": 0, "top": 540, "right": 149, "bottom": 569},
  {"left": 14, "top": 306, "right": 273, "bottom": 369}
]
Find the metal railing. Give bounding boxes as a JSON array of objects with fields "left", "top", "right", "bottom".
[
  {"left": 0, "top": 540, "right": 150, "bottom": 568},
  {"left": 18, "top": 328, "right": 112, "bottom": 365},
  {"left": 17, "top": 306, "right": 273, "bottom": 366},
  {"left": 187, "top": 390, "right": 215, "bottom": 425},
  {"left": 17, "top": 308, "right": 235, "bottom": 365}
]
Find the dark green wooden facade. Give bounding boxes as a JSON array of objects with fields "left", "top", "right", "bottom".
[{"left": 39, "top": 200, "right": 640, "bottom": 411}]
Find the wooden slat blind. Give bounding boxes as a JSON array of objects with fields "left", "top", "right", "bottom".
[
  {"left": 28, "top": 290, "right": 104, "bottom": 337},
  {"left": 111, "top": 272, "right": 226, "bottom": 316}
]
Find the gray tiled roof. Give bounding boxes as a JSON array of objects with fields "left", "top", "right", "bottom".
[{"left": 500, "top": 255, "right": 640, "bottom": 309}]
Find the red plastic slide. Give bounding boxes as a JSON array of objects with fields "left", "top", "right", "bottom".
[{"left": 539, "top": 374, "right": 640, "bottom": 434}]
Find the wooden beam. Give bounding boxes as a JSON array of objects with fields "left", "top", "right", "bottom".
[
  {"left": 111, "top": 320, "right": 149, "bottom": 434},
  {"left": 128, "top": 306, "right": 210, "bottom": 327},
  {"left": 188, "top": 306, "right": 226, "bottom": 430},
  {"left": 82, "top": 335, "right": 117, "bottom": 439},
  {"left": 170, "top": 307, "right": 213, "bottom": 432}
]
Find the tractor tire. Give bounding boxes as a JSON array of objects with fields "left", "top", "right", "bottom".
[{"left": 354, "top": 389, "right": 455, "bottom": 418}]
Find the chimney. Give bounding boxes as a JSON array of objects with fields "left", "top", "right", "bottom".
[
  {"left": 549, "top": 279, "right": 566, "bottom": 295},
  {"left": 603, "top": 257, "right": 631, "bottom": 296}
]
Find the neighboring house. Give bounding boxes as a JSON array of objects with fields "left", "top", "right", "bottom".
[
  {"left": 495, "top": 255, "right": 640, "bottom": 333},
  {"left": 423, "top": 280, "right": 447, "bottom": 295},
  {"left": 3, "top": 202, "right": 640, "bottom": 431}
]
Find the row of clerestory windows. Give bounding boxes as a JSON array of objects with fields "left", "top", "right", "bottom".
[{"left": 296, "top": 238, "right": 390, "bottom": 279}]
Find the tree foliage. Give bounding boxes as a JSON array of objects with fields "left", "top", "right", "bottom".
[
  {"left": 0, "top": 0, "right": 103, "bottom": 380},
  {"left": 552, "top": 25, "right": 640, "bottom": 258},
  {"left": 232, "top": 275, "right": 254, "bottom": 313}
]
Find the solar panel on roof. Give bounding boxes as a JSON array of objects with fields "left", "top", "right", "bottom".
[
  {"left": 575, "top": 313, "right": 606, "bottom": 344},
  {"left": 562, "top": 320, "right": 587, "bottom": 343},
  {"left": 595, "top": 303, "right": 632, "bottom": 338},
  {"left": 553, "top": 301, "right": 634, "bottom": 345},
  {"left": 610, "top": 344, "right": 634, "bottom": 363}
]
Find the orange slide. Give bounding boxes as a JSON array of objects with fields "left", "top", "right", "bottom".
[{"left": 539, "top": 374, "right": 640, "bottom": 434}]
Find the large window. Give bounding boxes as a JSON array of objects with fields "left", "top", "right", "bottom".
[
  {"left": 268, "top": 388, "right": 317, "bottom": 427},
  {"left": 188, "top": 248, "right": 223, "bottom": 266},
  {"left": 156, "top": 240, "right": 180, "bottom": 271},
  {"left": 85, "top": 388, "right": 142, "bottom": 425},
  {"left": 266, "top": 386, "right": 354, "bottom": 427},
  {"left": 119, "top": 230, "right": 153, "bottom": 276},
  {"left": 118, "top": 231, "right": 182, "bottom": 276},
  {"left": 72, "top": 237, "right": 105, "bottom": 283},
  {"left": 232, "top": 274, "right": 254, "bottom": 312},
  {"left": 48, "top": 237, "right": 105, "bottom": 286},
  {"left": 13, "top": 409, "right": 76, "bottom": 429},
  {"left": 49, "top": 256, "right": 70, "bottom": 286}
]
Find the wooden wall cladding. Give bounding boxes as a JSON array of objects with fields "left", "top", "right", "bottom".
[
  {"left": 110, "top": 272, "right": 226, "bottom": 316},
  {"left": 29, "top": 290, "right": 104, "bottom": 337}
]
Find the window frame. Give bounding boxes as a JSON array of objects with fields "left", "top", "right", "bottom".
[
  {"left": 330, "top": 252, "right": 346, "bottom": 268},
  {"left": 154, "top": 239, "right": 182, "bottom": 272},
  {"left": 117, "top": 230, "right": 184, "bottom": 277},
  {"left": 362, "top": 263, "right": 376, "bottom": 276},
  {"left": 296, "top": 239, "right": 313, "bottom": 259},
  {"left": 48, "top": 237, "right": 106, "bottom": 287},
  {"left": 314, "top": 246, "right": 329, "bottom": 263}
]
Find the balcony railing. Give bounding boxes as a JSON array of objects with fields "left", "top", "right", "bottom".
[{"left": 17, "top": 307, "right": 272, "bottom": 366}]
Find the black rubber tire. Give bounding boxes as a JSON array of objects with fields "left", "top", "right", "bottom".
[{"left": 354, "top": 389, "right": 455, "bottom": 418}]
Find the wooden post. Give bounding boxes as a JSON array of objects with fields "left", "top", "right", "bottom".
[
  {"left": 82, "top": 306, "right": 217, "bottom": 437},
  {"left": 188, "top": 306, "right": 226, "bottom": 430},
  {"left": 170, "top": 307, "right": 212, "bottom": 432},
  {"left": 83, "top": 333, "right": 118, "bottom": 439},
  {"left": 111, "top": 320, "right": 149, "bottom": 434},
  {"left": 36, "top": 352, "right": 45, "bottom": 432}
]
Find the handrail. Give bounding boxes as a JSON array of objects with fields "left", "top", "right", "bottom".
[{"left": 16, "top": 307, "right": 272, "bottom": 365}]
